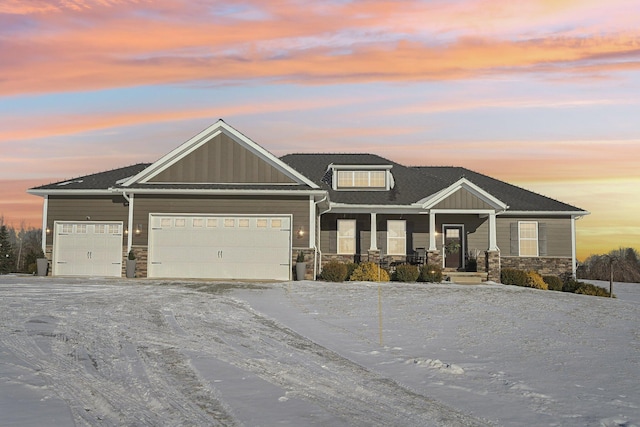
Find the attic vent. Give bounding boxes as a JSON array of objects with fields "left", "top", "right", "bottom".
[{"left": 57, "top": 180, "right": 84, "bottom": 186}]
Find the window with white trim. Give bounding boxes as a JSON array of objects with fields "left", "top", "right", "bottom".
[
  {"left": 519, "top": 221, "right": 538, "bottom": 257},
  {"left": 337, "top": 219, "right": 356, "bottom": 255},
  {"left": 387, "top": 220, "right": 406, "bottom": 255},
  {"left": 336, "top": 170, "right": 386, "bottom": 189}
]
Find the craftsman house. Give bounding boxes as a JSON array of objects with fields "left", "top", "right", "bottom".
[{"left": 28, "top": 120, "right": 588, "bottom": 281}]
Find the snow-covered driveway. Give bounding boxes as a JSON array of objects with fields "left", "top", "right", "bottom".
[{"left": 0, "top": 276, "right": 638, "bottom": 426}]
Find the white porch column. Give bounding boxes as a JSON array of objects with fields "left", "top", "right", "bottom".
[
  {"left": 369, "top": 212, "right": 378, "bottom": 250},
  {"left": 488, "top": 212, "right": 498, "bottom": 251},
  {"left": 429, "top": 212, "right": 437, "bottom": 250}
]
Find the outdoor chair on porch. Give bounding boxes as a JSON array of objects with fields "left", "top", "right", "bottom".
[{"left": 408, "top": 247, "right": 426, "bottom": 265}]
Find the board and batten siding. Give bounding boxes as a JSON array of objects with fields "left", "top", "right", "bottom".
[
  {"left": 132, "top": 195, "right": 310, "bottom": 247},
  {"left": 46, "top": 196, "right": 129, "bottom": 245},
  {"left": 148, "top": 133, "right": 296, "bottom": 184},
  {"left": 496, "top": 216, "right": 572, "bottom": 257},
  {"left": 431, "top": 188, "right": 494, "bottom": 210}
]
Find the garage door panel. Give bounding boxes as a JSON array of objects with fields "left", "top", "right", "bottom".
[
  {"left": 148, "top": 214, "right": 292, "bottom": 280},
  {"left": 53, "top": 222, "right": 123, "bottom": 277}
]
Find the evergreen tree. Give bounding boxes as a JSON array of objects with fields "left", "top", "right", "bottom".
[{"left": 0, "top": 225, "right": 14, "bottom": 274}]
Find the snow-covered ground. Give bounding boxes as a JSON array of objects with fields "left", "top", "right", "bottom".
[{"left": 0, "top": 276, "right": 638, "bottom": 426}]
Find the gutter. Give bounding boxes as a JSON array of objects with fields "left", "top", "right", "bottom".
[
  {"left": 122, "top": 191, "right": 134, "bottom": 253},
  {"left": 315, "top": 195, "right": 332, "bottom": 277}
]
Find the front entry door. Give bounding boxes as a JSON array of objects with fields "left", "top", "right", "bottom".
[{"left": 443, "top": 225, "right": 463, "bottom": 270}]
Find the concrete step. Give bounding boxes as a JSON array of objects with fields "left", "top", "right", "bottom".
[{"left": 444, "top": 271, "right": 488, "bottom": 284}]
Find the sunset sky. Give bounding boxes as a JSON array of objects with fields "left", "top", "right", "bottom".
[{"left": 1, "top": 0, "right": 639, "bottom": 260}]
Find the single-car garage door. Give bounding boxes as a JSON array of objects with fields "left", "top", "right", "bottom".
[
  {"left": 147, "top": 214, "right": 292, "bottom": 280},
  {"left": 53, "top": 221, "right": 123, "bottom": 277}
]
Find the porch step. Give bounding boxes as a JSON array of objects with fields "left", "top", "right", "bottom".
[{"left": 444, "top": 271, "right": 488, "bottom": 284}]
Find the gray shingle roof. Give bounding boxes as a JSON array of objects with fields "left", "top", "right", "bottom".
[
  {"left": 415, "top": 166, "right": 583, "bottom": 212},
  {"left": 31, "top": 164, "right": 151, "bottom": 191},
  {"left": 280, "top": 153, "right": 449, "bottom": 205},
  {"left": 30, "top": 163, "right": 315, "bottom": 192},
  {"left": 281, "top": 154, "right": 585, "bottom": 212},
  {"left": 30, "top": 154, "right": 585, "bottom": 213}
]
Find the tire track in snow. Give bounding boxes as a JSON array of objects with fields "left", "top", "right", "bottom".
[{"left": 1, "top": 280, "right": 490, "bottom": 426}]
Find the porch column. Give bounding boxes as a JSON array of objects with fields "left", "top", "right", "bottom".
[
  {"left": 488, "top": 212, "right": 498, "bottom": 251},
  {"left": 428, "top": 212, "right": 437, "bottom": 251},
  {"left": 369, "top": 212, "right": 378, "bottom": 250}
]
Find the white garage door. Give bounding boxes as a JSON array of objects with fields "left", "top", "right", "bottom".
[
  {"left": 148, "top": 214, "right": 292, "bottom": 280},
  {"left": 53, "top": 221, "right": 123, "bottom": 277}
]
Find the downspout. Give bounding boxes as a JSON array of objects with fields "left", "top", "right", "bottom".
[
  {"left": 571, "top": 215, "right": 578, "bottom": 279},
  {"left": 41, "top": 195, "right": 48, "bottom": 254},
  {"left": 122, "top": 191, "right": 134, "bottom": 253},
  {"left": 314, "top": 194, "right": 330, "bottom": 278}
]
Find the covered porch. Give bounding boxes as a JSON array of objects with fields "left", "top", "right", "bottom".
[{"left": 318, "top": 209, "right": 502, "bottom": 281}]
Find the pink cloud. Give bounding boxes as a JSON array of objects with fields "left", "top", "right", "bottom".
[{"left": 1, "top": 1, "right": 638, "bottom": 95}]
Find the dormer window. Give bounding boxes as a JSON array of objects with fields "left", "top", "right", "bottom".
[
  {"left": 330, "top": 164, "right": 394, "bottom": 191},
  {"left": 337, "top": 170, "right": 386, "bottom": 188}
]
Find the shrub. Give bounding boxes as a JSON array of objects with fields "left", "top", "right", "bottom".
[
  {"left": 524, "top": 270, "right": 548, "bottom": 290},
  {"left": 320, "top": 261, "right": 349, "bottom": 282},
  {"left": 349, "top": 262, "right": 390, "bottom": 282},
  {"left": 562, "top": 278, "right": 582, "bottom": 293},
  {"left": 574, "top": 282, "right": 614, "bottom": 298},
  {"left": 543, "top": 275, "right": 563, "bottom": 291},
  {"left": 393, "top": 264, "right": 420, "bottom": 282},
  {"left": 345, "top": 262, "right": 358, "bottom": 280},
  {"left": 419, "top": 264, "right": 443, "bottom": 283},
  {"left": 500, "top": 268, "right": 528, "bottom": 286}
]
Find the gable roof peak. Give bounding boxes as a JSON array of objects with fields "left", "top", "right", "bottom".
[{"left": 121, "top": 119, "right": 319, "bottom": 188}]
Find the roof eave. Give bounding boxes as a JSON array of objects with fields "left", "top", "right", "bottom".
[
  {"left": 110, "top": 187, "right": 326, "bottom": 196},
  {"left": 504, "top": 210, "right": 590, "bottom": 217}
]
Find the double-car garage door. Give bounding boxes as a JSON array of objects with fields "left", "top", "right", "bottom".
[{"left": 147, "top": 214, "right": 292, "bottom": 281}]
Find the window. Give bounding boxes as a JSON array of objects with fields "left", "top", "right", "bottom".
[
  {"left": 224, "top": 219, "right": 235, "bottom": 228},
  {"left": 161, "top": 218, "right": 172, "bottom": 228},
  {"left": 175, "top": 218, "right": 186, "bottom": 228},
  {"left": 337, "top": 219, "right": 356, "bottom": 255},
  {"left": 336, "top": 170, "right": 386, "bottom": 189},
  {"left": 193, "top": 218, "right": 204, "bottom": 228},
  {"left": 271, "top": 219, "right": 282, "bottom": 228},
  {"left": 238, "top": 219, "right": 250, "bottom": 228},
  {"left": 387, "top": 220, "right": 406, "bottom": 255},
  {"left": 257, "top": 219, "right": 268, "bottom": 228},
  {"left": 206, "top": 218, "right": 217, "bottom": 228},
  {"left": 519, "top": 221, "right": 538, "bottom": 257}
]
